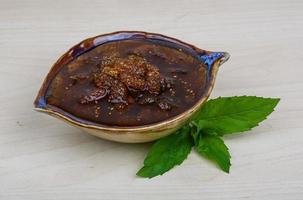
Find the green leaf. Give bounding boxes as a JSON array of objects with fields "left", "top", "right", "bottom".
[
  {"left": 193, "top": 96, "right": 280, "bottom": 135},
  {"left": 137, "top": 126, "right": 193, "bottom": 178},
  {"left": 194, "top": 134, "right": 231, "bottom": 173}
]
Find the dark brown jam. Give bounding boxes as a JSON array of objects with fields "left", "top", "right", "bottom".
[{"left": 46, "top": 39, "right": 207, "bottom": 126}]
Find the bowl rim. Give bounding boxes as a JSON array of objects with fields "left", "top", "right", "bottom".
[{"left": 34, "top": 31, "right": 229, "bottom": 132}]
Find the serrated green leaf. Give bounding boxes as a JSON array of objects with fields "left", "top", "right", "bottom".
[
  {"left": 193, "top": 96, "right": 280, "bottom": 135},
  {"left": 137, "top": 126, "right": 193, "bottom": 178},
  {"left": 194, "top": 134, "right": 231, "bottom": 172}
]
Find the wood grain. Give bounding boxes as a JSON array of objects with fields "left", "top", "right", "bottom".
[{"left": 0, "top": 0, "right": 303, "bottom": 199}]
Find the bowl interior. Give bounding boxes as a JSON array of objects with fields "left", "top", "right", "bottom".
[{"left": 34, "top": 31, "right": 228, "bottom": 131}]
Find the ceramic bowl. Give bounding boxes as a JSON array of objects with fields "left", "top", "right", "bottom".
[{"left": 34, "top": 31, "right": 230, "bottom": 143}]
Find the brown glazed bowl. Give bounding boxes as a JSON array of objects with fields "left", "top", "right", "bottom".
[{"left": 34, "top": 31, "right": 230, "bottom": 143}]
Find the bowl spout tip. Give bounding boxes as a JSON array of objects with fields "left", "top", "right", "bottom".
[
  {"left": 219, "top": 52, "right": 230, "bottom": 66},
  {"left": 34, "top": 97, "right": 47, "bottom": 109}
]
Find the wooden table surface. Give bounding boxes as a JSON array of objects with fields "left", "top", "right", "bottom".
[{"left": 1, "top": 0, "right": 303, "bottom": 199}]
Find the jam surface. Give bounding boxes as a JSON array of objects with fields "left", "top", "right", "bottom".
[{"left": 46, "top": 39, "right": 207, "bottom": 126}]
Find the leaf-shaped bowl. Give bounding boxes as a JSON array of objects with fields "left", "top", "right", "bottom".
[{"left": 34, "top": 31, "right": 229, "bottom": 143}]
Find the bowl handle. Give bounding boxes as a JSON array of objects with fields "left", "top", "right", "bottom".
[{"left": 200, "top": 52, "right": 230, "bottom": 69}]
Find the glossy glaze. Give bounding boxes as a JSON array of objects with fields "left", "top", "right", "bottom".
[{"left": 34, "top": 31, "right": 229, "bottom": 143}]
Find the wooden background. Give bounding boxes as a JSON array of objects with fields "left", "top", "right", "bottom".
[{"left": 1, "top": 0, "right": 302, "bottom": 199}]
